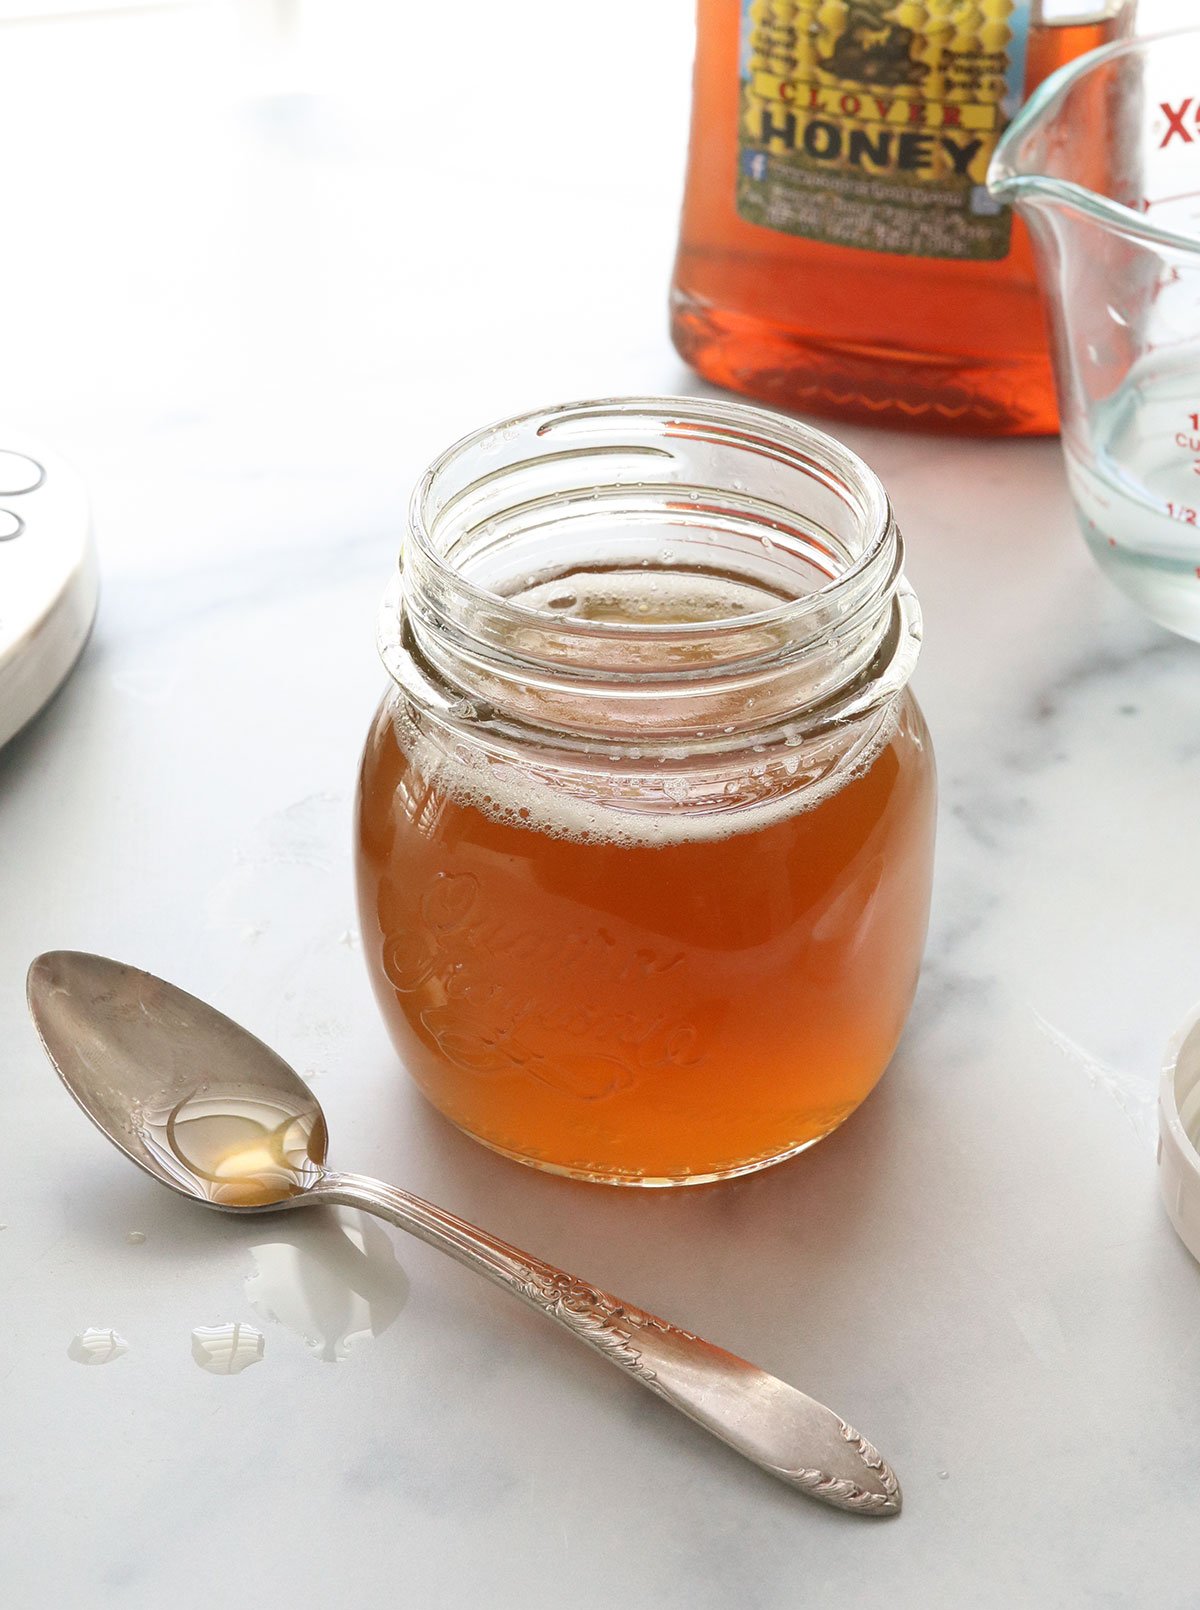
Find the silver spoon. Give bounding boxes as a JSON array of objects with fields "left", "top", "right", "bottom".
[{"left": 27, "top": 950, "right": 901, "bottom": 1516}]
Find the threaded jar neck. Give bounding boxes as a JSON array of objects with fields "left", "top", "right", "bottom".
[{"left": 382, "top": 397, "right": 920, "bottom": 761}]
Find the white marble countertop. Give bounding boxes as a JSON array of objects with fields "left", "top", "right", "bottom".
[{"left": 2, "top": 5, "right": 1199, "bottom": 1606}]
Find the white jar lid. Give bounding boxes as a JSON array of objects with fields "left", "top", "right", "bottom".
[
  {"left": 0, "top": 433, "right": 96, "bottom": 750},
  {"left": 1158, "top": 1005, "right": 1200, "bottom": 1263}
]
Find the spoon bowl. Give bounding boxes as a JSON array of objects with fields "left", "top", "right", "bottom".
[
  {"left": 27, "top": 949, "right": 902, "bottom": 1516},
  {"left": 28, "top": 950, "right": 328, "bottom": 1208}
]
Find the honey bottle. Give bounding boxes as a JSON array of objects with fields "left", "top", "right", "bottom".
[{"left": 671, "top": 2, "right": 1132, "bottom": 434}]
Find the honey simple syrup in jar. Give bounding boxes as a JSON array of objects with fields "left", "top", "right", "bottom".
[{"left": 356, "top": 399, "right": 936, "bottom": 1184}]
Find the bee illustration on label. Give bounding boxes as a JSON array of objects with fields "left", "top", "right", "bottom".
[{"left": 820, "top": 2, "right": 929, "bottom": 88}]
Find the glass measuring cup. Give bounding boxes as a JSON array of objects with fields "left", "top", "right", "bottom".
[{"left": 990, "top": 29, "right": 1200, "bottom": 639}]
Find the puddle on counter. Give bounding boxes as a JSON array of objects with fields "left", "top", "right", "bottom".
[
  {"left": 68, "top": 1328, "right": 129, "bottom": 1365},
  {"left": 191, "top": 1322, "right": 265, "bottom": 1375},
  {"left": 246, "top": 1207, "right": 408, "bottom": 1362}
]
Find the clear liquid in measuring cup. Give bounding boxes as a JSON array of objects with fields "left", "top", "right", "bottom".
[
  {"left": 138, "top": 1088, "right": 326, "bottom": 1206},
  {"left": 1065, "top": 349, "right": 1200, "bottom": 641}
]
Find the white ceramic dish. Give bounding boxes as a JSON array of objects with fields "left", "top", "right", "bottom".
[
  {"left": 0, "top": 432, "right": 96, "bottom": 750},
  {"left": 1159, "top": 1004, "right": 1200, "bottom": 1263}
]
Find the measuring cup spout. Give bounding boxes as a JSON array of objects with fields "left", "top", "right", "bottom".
[
  {"left": 988, "top": 38, "right": 1121, "bottom": 222},
  {"left": 989, "top": 27, "right": 1200, "bottom": 643},
  {"left": 990, "top": 31, "right": 1200, "bottom": 250}
]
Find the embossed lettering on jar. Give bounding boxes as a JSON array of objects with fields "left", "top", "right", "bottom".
[{"left": 356, "top": 399, "right": 936, "bottom": 1185}]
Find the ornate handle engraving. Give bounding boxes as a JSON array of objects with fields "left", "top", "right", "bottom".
[
  {"left": 315, "top": 1170, "right": 901, "bottom": 1517},
  {"left": 511, "top": 1265, "right": 701, "bottom": 1384},
  {"left": 791, "top": 1421, "right": 902, "bottom": 1517}
]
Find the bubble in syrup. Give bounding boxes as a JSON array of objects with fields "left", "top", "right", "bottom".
[
  {"left": 69, "top": 1328, "right": 128, "bottom": 1365},
  {"left": 191, "top": 1322, "right": 265, "bottom": 1375},
  {"left": 546, "top": 593, "right": 577, "bottom": 611}
]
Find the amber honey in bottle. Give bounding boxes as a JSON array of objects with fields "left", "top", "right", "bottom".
[{"left": 671, "top": 2, "right": 1129, "bottom": 434}]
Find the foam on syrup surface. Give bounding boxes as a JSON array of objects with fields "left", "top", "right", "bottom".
[{"left": 393, "top": 567, "right": 899, "bottom": 850}]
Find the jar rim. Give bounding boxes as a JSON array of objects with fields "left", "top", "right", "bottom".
[
  {"left": 384, "top": 395, "right": 920, "bottom": 764},
  {"left": 405, "top": 395, "right": 896, "bottom": 644}
]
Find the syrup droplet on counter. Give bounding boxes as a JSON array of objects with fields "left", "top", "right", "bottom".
[
  {"left": 138, "top": 1088, "right": 326, "bottom": 1207},
  {"left": 191, "top": 1322, "right": 265, "bottom": 1375},
  {"left": 68, "top": 1328, "right": 129, "bottom": 1365},
  {"left": 126, "top": 1230, "right": 146, "bottom": 1245},
  {"left": 246, "top": 1208, "right": 409, "bottom": 1363}
]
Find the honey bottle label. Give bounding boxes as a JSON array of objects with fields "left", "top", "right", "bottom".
[{"left": 736, "top": 0, "right": 1031, "bottom": 260}]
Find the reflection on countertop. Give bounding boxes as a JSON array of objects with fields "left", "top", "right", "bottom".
[{"left": 246, "top": 1207, "right": 409, "bottom": 1363}]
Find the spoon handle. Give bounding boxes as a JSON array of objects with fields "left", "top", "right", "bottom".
[{"left": 314, "top": 1169, "right": 900, "bottom": 1515}]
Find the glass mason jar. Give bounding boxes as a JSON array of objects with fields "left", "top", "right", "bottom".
[{"left": 356, "top": 398, "right": 936, "bottom": 1186}]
